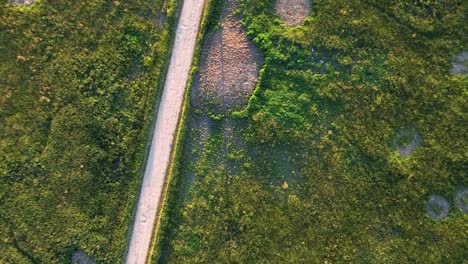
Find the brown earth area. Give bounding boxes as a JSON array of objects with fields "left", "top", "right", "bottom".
[
  {"left": 192, "top": 0, "right": 263, "bottom": 114},
  {"left": 276, "top": 0, "right": 311, "bottom": 27}
]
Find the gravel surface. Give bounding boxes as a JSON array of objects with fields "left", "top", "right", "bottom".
[
  {"left": 125, "top": 0, "right": 205, "bottom": 263},
  {"left": 192, "top": 0, "right": 263, "bottom": 114},
  {"left": 276, "top": 0, "right": 311, "bottom": 26}
]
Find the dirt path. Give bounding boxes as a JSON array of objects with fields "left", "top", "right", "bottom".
[{"left": 125, "top": 0, "right": 205, "bottom": 263}]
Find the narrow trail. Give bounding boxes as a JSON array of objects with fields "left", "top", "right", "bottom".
[{"left": 125, "top": 0, "right": 206, "bottom": 263}]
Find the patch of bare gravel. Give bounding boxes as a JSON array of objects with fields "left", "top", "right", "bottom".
[
  {"left": 276, "top": 0, "right": 311, "bottom": 26},
  {"left": 450, "top": 51, "right": 468, "bottom": 75},
  {"left": 11, "top": 0, "right": 35, "bottom": 6},
  {"left": 192, "top": 0, "right": 263, "bottom": 114}
]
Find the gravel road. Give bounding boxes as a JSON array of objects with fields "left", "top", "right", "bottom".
[{"left": 125, "top": 0, "right": 205, "bottom": 263}]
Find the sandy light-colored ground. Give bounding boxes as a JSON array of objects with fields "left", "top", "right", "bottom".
[
  {"left": 276, "top": 0, "right": 311, "bottom": 26},
  {"left": 425, "top": 195, "right": 450, "bottom": 220},
  {"left": 72, "top": 250, "right": 95, "bottom": 264},
  {"left": 392, "top": 128, "right": 422, "bottom": 158},
  {"left": 11, "top": 0, "right": 35, "bottom": 6},
  {"left": 451, "top": 51, "right": 468, "bottom": 75},
  {"left": 125, "top": 0, "right": 205, "bottom": 263},
  {"left": 192, "top": 0, "right": 263, "bottom": 114}
]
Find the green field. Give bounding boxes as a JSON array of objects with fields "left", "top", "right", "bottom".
[
  {"left": 1, "top": 0, "right": 467, "bottom": 263},
  {"left": 0, "top": 0, "right": 177, "bottom": 262},
  {"left": 156, "top": 0, "right": 467, "bottom": 263}
]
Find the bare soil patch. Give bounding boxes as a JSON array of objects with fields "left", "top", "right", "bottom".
[
  {"left": 392, "top": 128, "right": 422, "bottom": 157},
  {"left": 11, "top": 0, "right": 35, "bottom": 6},
  {"left": 72, "top": 250, "right": 96, "bottom": 264},
  {"left": 450, "top": 51, "right": 468, "bottom": 76},
  {"left": 425, "top": 195, "right": 450, "bottom": 220},
  {"left": 192, "top": 0, "right": 263, "bottom": 114},
  {"left": 276, "top": 0, "right": 311, "bottom": 26}
]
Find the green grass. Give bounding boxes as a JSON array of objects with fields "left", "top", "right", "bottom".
[
  {"left": 0, "top": 0, "right": 177, "bottom": 262},
  {"left": 161, "top": 0, "right": 468, "bottom": 263}
]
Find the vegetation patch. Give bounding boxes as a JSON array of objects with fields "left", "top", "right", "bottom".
[
  {"left": 163, "top": 0, "right": 467, "bottom": 263},
  {"left": 0, "top": 0, "right": 178, "bottom": 262}
]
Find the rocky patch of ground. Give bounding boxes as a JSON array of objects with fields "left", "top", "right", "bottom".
[
  {"left": 191, "top": 0, "right": 263, "bottom": 114},
  {"left": 276, "top": 0, "right": 311, "bottom": 26},
  {"left": 450, "top": 51, "right": 468, "bottom": 75}
]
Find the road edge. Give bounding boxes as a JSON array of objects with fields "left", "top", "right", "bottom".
[{"left": 146, "top": 0, "right": 214, "bottom": 262}]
